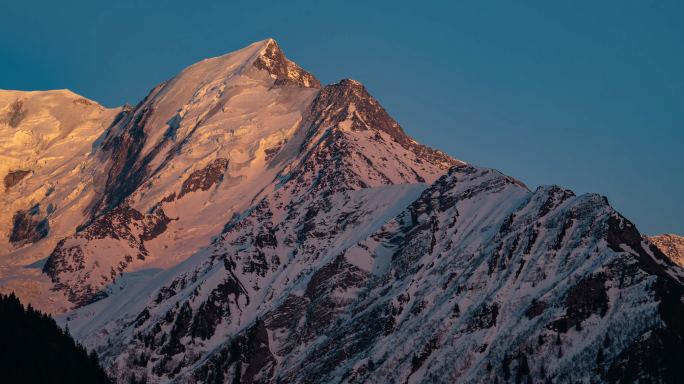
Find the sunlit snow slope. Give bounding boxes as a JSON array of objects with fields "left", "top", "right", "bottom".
[{"left": 0, "top": 89, "right": 122, "bottom": 310}]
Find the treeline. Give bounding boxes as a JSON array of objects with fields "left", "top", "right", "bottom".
[{"left": 0, "top": 292, "right": 113, "bottom": 384}]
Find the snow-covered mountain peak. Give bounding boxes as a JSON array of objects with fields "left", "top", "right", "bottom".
[
  {"left": 253, "top": 39, "right": 322, "bottom": 89},
  {"left": 0, "top": 40, "right": 464, "bottom": 312}
]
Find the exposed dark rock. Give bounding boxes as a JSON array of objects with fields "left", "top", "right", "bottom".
[
  {"left": 264, "top": 141, "right": 285, "bottom": 162},
  {"left": 72, "top": 98, "right": 93, "bottom": 107},
  {"left": 4, "top": 169, "right": 31, "bottom": 189},
  {"left": 604, "top": 274, "right": 684, "bottom": 384},
  {"left": 526, "top": 299, "right": 547, "bottom": 320},
  {"left": 107, "top": 104, "right": 133, "bottom": 130},
  {"left": 253, "top": 40, "right": 322, "bottom": 89},
  {"left": 134, "top": 309, "right": 151, "bottom": 328},
  {"left": 547, "top": 274, "right": 608, "bottom": 333},
  {"left": 92, "top": 82, "right": 172, "bottom": 221},
  {"left": 538, "top": 185, "right": 575, "bottom": 218},
  {"left": 193, "top": 319, "right": 276, "bottom": 384},
  {"left": 93, "top": 104, "right": 156, "bottom": 218},
  {"left": 1, "top": 99, "right": 28, "bottom": 128},
  {"left": 302, "top": 79, "right": 461, "bottom": 170},
  {"left": 161, "top": 192, "right": 176, "bottom": 203},
  {"left": 177, "top": 158, "right": 229, "bottom": 199},
  {"left": 160, "top": 302, "right": 193, "bottom": 357},
  {"left": 42, "top": 206, "right": 173, "bottom": 307},
  {"left": 606, "top": 214, "right": 680, "bottom": 278},
  {"left": 9, "top": 206, "right": 49, "bottom": 244},
  {"left": 190, "top": 268, "right": 249, "bottom": 341}
]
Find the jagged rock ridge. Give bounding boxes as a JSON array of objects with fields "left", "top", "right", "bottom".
[{"left": 253, "top": 40, "right": 322, "bottom": 89}]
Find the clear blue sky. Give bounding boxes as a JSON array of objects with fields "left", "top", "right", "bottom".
[{"left": 1, "top": 1, "right": 682, "bottom": 236}]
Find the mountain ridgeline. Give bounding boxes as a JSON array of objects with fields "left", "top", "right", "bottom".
[{"left": 1, "top": 39, "right": 683, "bottom": 383}]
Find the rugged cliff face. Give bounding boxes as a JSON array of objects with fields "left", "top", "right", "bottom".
[
  {"left": 3, "top": 39, "right": 684, "bottom": 384},
  {"left": 645, "top": 234, "right": 684, "bottom": 268}
]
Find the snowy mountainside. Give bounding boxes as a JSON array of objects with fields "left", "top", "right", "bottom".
[
  {"left": 2, "top": 39, "right": 460, "bottom": 313},
  {"left": 644, "top": 234, "right": 684, "bottom": 268},
  {"left": 61, "top": 163, "right": 684, "bottom": 383},
  {"left": 0, "top": 89, "right": 122, "bottom": 309}
]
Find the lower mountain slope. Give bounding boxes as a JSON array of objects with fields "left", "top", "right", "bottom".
[{"left": 60, "top": 164, "right": 684, "bottom": 384}]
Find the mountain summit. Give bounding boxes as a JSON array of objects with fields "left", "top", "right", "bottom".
[
  {"left": 253, "top": 39, "right": 322, "bottom": 89},
  {"left": 2, "top": 40, "right": 683, "bottom": 384},
  {"left": 1, "top": 39, "right": 459, "bottom": 311}
]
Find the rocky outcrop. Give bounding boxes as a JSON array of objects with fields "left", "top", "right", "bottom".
[
  {"left": 43, "top": 205, "right": 174, "bottom": 308},
  {"left": 9, "top": 206, "right": 49, "bottom": 244},
  {"left": 303, "top": 79, "right": 462, "bottom": 170},
  {"left": 1, "top": 99, "right": 28, "bottom": 128},
  {"left": 3, "top": 169, "right": 31, "bottom": 190},
  {"left": 72, "top": 98, "right": 93, "bottom": 107},
  {"left": 645, "top": 233, "right": 684, "bottom": 268},
  {"left": 177, "top": 158, "right": 228, "bottom": 199},
  {"left": 253, "top": 39, "right": 322, "bottom": 89}
]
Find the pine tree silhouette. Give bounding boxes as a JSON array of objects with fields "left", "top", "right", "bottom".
[
  {"left": 596, "top": 347, "right": 605, "bottom": 364},
  {"left": 0, "top": 292, "right": 113, "bottom": 384}
]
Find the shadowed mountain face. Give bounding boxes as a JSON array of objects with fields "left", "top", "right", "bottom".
[{"left": 2, "top": 39, "right": 683, "bottom": 384}]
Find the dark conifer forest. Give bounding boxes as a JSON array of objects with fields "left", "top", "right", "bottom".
[{"left": 0, "top": 292, "right": 112, "bottom": 384}]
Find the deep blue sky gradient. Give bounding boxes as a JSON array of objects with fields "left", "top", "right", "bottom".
[{"left": 1, "top": 0, "right": 682, "bottom": 236}]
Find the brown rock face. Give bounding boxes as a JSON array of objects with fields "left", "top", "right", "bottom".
[
  {"left": 253, "top": 40, "right": 322, "bottom": 89},
  {"left": 9, "top": 207, "right": 49, "bottom": 244},
  {"left": 177, "top": 158, "right": 229, "bottom": 199},
  {"left": 72, "top": 98, "right": 93, "bottom": 107},
  {"left": 645, "top": 234, "right": 684, "bottom": 268},
  {"left": 1, "top": 99, "right": 28, "bottom": 128},
  {"left": 4, "top": 170, "right": 31, "bottom": 189}
]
